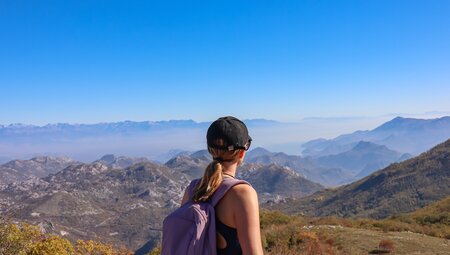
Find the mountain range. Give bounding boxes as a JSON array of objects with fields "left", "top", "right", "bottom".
[
  {"left": 314, "top": 141, "right": 412, "bottom": 180},
  {"left": 243, "top": 142, "right": 412, "bottom": 186},
  {"left": 0, "top": 119, "right": 282, "bottom": 162},
  {"left": 244, "top": 147, "right": 352, "bottom": 186},
  {"left": 272, "top": 138, "right": 450, "bottom": 219},
  {"left": 0, "top": 140, "right": 420, "bottom": 190},
  {"left": 302, "top": 116, "right": 450, "bottom": 156},
  {"left": 0, "top": 151, "right": 323, "bottom": 254}
]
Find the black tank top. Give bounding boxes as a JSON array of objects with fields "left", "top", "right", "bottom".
[{"left": 216, "top": 215, "right": 243, "bottom": 255}]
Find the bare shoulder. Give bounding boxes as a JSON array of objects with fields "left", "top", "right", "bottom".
[
  {"left": 227, "top": 183, "right": 258, "bottom": 201},
  {"left": 220, "top": 183, "right": 259, "bottom": 226}
]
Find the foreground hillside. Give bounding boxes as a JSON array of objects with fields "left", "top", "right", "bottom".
[
  {"left": 150, "top": 203, "right": 450, "bottom": 255},
  {"left": 2, "top": 187, "right": 449, "bottom": 255},
  {"left": 263, "top": 195, "right": 450, "bottom": 254},
  {"left": 259, "top": 198, "right": 450, "bottom": 255},
  {"left": 272, "top": 139, "right": 450, "bottom": 219},
  {"left": 261, "top": 223, "right": 450, "bottom": 255}
]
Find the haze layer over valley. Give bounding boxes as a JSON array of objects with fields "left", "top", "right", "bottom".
[{"left": 1, "top": 115, "right": 449, "bottom": 162}]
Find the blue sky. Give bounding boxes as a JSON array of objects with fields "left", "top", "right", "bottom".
[{"left": 1, "top": 0, "right": 449, "bottom": 125}]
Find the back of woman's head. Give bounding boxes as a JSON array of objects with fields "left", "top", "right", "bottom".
[{"left": 192, "top": 116, "right": 252, "bottom": 202}]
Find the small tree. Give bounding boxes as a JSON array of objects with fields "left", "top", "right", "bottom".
[
  {"left": 75, "top": 240, "right": 133, "bottom": 255},
  {"left": 0, "top": 218, "right": 133, "bottom": 255},
  {"left": 378, "top": 239, "right": 395, "bottom": 253},
  {"left": 29, "top": 236, "right": 74, "bottom": 255}
]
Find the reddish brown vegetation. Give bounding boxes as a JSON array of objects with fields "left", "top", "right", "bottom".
[{"left": 378, "top": 239, "right": 395, "bottom": 253}]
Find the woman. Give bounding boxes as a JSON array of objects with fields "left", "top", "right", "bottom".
[{"left": 181, "top": 116, "right": 264, "bottom": 255}]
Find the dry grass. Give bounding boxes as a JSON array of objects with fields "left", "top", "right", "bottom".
[{"left": 259, "top": 210, "right": 450, "bottom": 255}]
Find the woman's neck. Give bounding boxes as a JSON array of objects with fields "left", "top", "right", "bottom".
[{"left": 221, "top": 163, "right": 238, "bottom": 178}]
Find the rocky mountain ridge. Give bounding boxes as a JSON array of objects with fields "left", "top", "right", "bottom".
[
  {"left": 2, "top": 156, "right": 78, "bottom": 177},
  {"left": 93, "top": 154, "right": 151, "bottom": 169},
  {"left": 0, "top": 156, "right": 79, "bottom": 186},
  {"left": 0, "top": 161, "right": 190, "bottom": 253}
]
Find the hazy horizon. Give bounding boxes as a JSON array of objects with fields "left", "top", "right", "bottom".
[
  {"left": 1, "top": 113, "right": 449, "bottom": 163},
  {"left": 1, "top": 111, "right": 449, "bottom": 126}
]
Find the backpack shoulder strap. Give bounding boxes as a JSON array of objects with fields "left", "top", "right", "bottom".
[
  {"left": 186, "top": 178, "right": 201, "bottom": 198},
  {"left": 210, "top": 178, "right": 251, "bottom": 207}
]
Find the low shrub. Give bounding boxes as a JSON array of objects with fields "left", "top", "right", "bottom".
[
  {"left": 0, "top": 218, "right": 132, "bottom": 255},
  {"left": 378, "top": 239, "right": 395, "bottom": 253}
]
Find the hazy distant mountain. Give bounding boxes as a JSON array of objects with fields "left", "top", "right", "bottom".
[
  {"left": 0, "top": 119, "right": 281, "bottom": 161},
  {"left": 189, "top": 149, "right": 211, "bottom": 161},
  {"left": 302, "top": 116, "right": 450, "bottom": 156},
  {"left": 238, "top": 163, "right": 324, "bottom": 202},
  {"left": 151, "top": 149, "right": 192, "bottom": 163},
  {"left": 0, "top": 161, "right": 190, "bottom": 254},
  {"left": 164, "top": 154, "right": 209, "bottom": 179},
  {"left": 1, "top": 156, "right": 79, "bottom": 179},
  {"left": 244, "top": 147, "right": 274, "bottom": 163},
  {"left": 314, "top": 141, "right": 407, "bottom": 176},
  {"left": 162, "top": 149, "right": 213, "bottom": 179},
  {"left": 245, "top": 147, "right": 353, "bottom": 186},
  {"left": 274, "top": 138, "right": 450, "bottom": 219},
  {"left": 397, "top": 152, "right": 413, "bottom": 162},
  {"left": 0, "top": 119, "right": 280, "bottom": 140},
  {"left": 0, "top": 120, "right": 202, "bottom": 139},
  {"left": 301, "top": 139, "right": 356, "bottom": 158},
  {"left": 0, "top": 156, "right": 11, "bottom": 164},
  {"left": 93, "top": 154, "right": 150, "bottom": 169}
]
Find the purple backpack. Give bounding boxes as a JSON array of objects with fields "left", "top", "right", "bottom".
[{"left": 161, "top": 178, "right": 249, "bottom": 255}]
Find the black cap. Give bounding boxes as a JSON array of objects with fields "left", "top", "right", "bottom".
[{"left": 207, "top": 116, "right": 252, "bottom": 151}]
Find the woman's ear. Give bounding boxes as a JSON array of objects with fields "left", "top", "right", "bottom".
[{"left": 239, "top": 150, "right": 245, "bottom": 159}]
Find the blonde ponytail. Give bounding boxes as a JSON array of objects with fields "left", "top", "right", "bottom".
[
  {"left": 192, "top": 160, "right": 224, "bottom": 202},
  {"left": 192, "top": 148, "right": 243, "bottom": 202}
]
